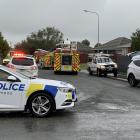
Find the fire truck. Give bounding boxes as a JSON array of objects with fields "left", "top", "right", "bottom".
[
  {"left": 34, "top": 49, "right": 54, "bottom": 69},
  {"left": 39, "top": 52, "right": 54, "bottom": 69},
  {"left": 54, "top": 40, "right": 80, "bottom": 74}
]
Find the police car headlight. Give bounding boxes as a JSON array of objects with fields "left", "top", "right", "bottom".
[
  {"left": 100, "top": 65, "right": 105, "bottom": 69},
  {"left": 58, "top": 87, "right": 70, "bottom": 93},
  {"left": 114, "top": 64, "right": 118, "bottom": 68}
]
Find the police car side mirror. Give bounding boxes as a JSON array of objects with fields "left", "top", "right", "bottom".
[{"left": 7, "top": 76, "right": 17, "bottom": 82}]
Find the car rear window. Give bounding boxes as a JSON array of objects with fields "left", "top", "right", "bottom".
[{"left": 12, "top": 57, "right": 34, "bottom": 66}]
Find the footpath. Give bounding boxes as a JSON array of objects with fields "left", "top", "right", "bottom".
[{"left": 80, "top": 70, "right": 127, "bottom": 82}]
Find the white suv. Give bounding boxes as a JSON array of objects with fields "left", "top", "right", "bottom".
[
  {"left": 7, "top": 56, "right": 38, "bottom": 77},
  {"left": 87, "top": 56, "right": 118, "bottom": 77},
  {"left": 127, "top": 55, "right": 140, "bottom": 87}
]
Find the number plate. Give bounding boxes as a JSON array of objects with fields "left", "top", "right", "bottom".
[
  {"left": 62, "top": 66, "right": 72, "bottom": 71},
  {"left": 108, "top": 66, "right": 112, "bottom": 71}
]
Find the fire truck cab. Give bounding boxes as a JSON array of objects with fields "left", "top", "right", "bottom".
[{"left": 54, "top": 40, "right": 80, "bottom": 74}]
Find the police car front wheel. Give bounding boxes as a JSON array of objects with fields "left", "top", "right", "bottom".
[{"left": 29, "top": 93, "right": 54, "bottom": 117}]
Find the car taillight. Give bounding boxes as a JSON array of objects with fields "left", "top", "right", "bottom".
[
  {"left": 7, "top": 64, "right": 15, "bottom": 69},
  {"left": 31, "top": 66, "right": 37, "bottom": 70}
]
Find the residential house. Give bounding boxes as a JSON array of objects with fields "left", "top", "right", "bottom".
[{"left": 94, "top": 37, "right": 132, "bottom": 56}]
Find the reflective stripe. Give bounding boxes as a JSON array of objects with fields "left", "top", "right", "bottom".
[
  {"left": 44, "top": 85, "right": 58, "bottom": 97},
  {"left": 72, "top": 54, "right": 80, "bottom": 71},
  {"left": 26, "top": 83, "right": 44, "bottom": 97},
  {"left": 54, "top": 53, "right": 61, "bottom": 71}
]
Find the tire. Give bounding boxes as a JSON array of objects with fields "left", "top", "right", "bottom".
[
  {"left": 89, "top": 71, "right": 93, "bottom": 75},
  {"left": 128, "top": 74, "right": 138, "bottom": 87},
  {"left": 104, "top": 73, "right": 107, "bottom": 77},
  {"left": 97, "top": 69, "right": 101, "bottom": 77},
  {"left": 54, "top": 71, "right": 59, "bottom": 74},
  {"left": 88, "top": 68, "right": 93, "bottom": 75},
  {"left": 73, "top": 71, "right": 78, "bottom": 75},
  {"left": 114, "top": 72, "right": 117, "bottom": 77},
  {"left": 28, "top": 93, "right": 54, "bottom": 118}
]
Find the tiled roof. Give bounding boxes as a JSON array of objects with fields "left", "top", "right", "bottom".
[
  {"left": 94, "top": 37, "right": 131, "bottom": 50},
  {"left": 77, "top": 44, "right": 93, "bottom": 52}
]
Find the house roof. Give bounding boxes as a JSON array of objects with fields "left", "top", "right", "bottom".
[
  {"left": 77, "top": 44, "right": 94, "bottom": 52},
  {"left": 94, "top": 37, "right": 131, "bottom": 50}
]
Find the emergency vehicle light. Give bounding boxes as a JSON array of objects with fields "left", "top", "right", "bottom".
[{"left": 13, "top": 52, "right": 24, "bottom": 57}]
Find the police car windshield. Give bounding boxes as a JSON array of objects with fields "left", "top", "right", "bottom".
[
  {"left": 2, "top": 66, "right": 30, "bottom": 79},
  {"left": 97, "top": 57, "right": 112, "bottom": 63}
]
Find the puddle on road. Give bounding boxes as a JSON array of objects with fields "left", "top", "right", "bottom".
[
  {"left": 77, "top": 92, "right": 92, "bottom": 102},
  {"left": 92, "top": 102, "right": 129, "bottom": 112}
]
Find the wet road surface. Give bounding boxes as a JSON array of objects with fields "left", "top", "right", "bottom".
[{"left": 0, "top": 70, "right": 140, "bottom": 140}]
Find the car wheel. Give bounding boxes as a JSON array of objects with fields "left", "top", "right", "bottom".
[
  {"left": 29, "top": 93, "right": 54, "bottom": 117},
  {"left": 54, "top": 71, "right": 59, "bottom": 74},
  {"left": 104, "top": 73, "right": 107, "bottom": 77},
  {"left": 88, "top": 68, "right": 93, "bottom": 75},
  {"left": 114, "top": 72, "right": 117, "bottom": 77},
  {"left": 128, "top": 74, "right": 138, "bottom": 87},
  {"left": 97, "top": 69, "right": 101, "bottom": 77},
  {"left": 73, "top": 71, "right": 78, "bottom": 75}
]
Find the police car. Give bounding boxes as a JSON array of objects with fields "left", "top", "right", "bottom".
[{"left": 0, "top": 65, "right": 77, "bottom": 117}]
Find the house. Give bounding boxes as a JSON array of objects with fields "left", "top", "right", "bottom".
[{"left": 94, "top": 37, "right": 132, "bottom": 55}]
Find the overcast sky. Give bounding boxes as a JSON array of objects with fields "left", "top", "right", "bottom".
[{"left": 0, "top": 0, "right": 140, "bottom": 46}]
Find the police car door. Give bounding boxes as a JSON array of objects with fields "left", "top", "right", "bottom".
[{"left": 0, "top": 69, "right": 25, "bottom": 110}]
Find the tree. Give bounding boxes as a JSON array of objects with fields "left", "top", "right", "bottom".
[
  {"left": 131, "top": 29, "right": 140, "bottom": 51},
  {"left": 81, "top": 39, "right": 90, "bottom": 46},
  {"left": 15, "top": 27, "right": 63, "bottom": 54},
  {"left": 0, "top": 32, "right": 10, "bottom": 58}
]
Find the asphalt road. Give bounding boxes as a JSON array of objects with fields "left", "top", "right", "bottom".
[{"left": 0, "top": 70, "right": 140, "bottom": 140}]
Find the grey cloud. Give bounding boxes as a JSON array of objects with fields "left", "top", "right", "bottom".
[{"left": 0, "top": 0, "right": 139, "bottom": 45}]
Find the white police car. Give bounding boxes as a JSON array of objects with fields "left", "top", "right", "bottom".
[{"left": 0, "top": 65, "right": 77, "bottom": 117}]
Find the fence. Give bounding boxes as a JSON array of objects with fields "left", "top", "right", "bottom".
[
  {"left": 112, "top": 54, "right": 131, "bottom": 73},
  {"left": 79, "top": 53, "right": 88, "bottom": 63}
]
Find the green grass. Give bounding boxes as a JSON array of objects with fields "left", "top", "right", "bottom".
[{"left": 80, "top": 63, "right": 88, "bottom": 70}]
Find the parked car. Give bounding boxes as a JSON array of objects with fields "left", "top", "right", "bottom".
[
  {"left": 7, "top": 55, "right": 38, "bottom": 77},
  {"left": 127, "top": 51, "right": 140, "bottom": 59},
  {"left": 87, "top": 54, "right": 118, "bottom": 77},
  {"left": 127, "top": 55, "right": 140, "bottom": 87},
  {"left": 2, "top": 58, "right": 10, "bottom": 65}
]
